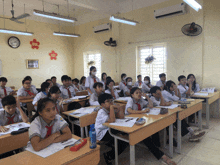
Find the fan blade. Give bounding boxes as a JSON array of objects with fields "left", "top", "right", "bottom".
[
  {"left": 11, "top": 10, "right": 14, "bottom": 17},
  {"left": 0, "top": 16, "right": 10, "bottom": 19},
  {"left": 15, "top": 13, "right": 30, "bottom": 20},
  {"left": 10, "top": 18, "right": 24, "bottom": 24}
]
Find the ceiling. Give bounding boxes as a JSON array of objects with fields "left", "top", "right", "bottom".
[{"left": 0, "top": 0, "right": 169, "bottom": 26}]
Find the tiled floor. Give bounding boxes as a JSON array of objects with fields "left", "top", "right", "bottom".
[{"left": 98, "top": 117, "right": 220, "bottom": 165}]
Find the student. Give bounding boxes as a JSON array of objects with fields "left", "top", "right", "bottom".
[
  {"left": 156, "top": 73, "right": 166, "bottom": 90},
  {"left": 59, "top": 75, "right": 76, "bottom": 99},
  {"left": 142, "top": 76, "right": 153, "bottom": 93},
  {"left": 45, "top": 79, "right": 53, "bottom": 89},
  {"left": 32, "top": 82, "right": 50, "bottom": 108},
  {"left": 24, "top": 76, "right": 37, "bottom": 90},
  {"left": 48, "top": 86, "right": 64, "bottom": 115},
  {"left": 134, "top": 75, "right": 143, "bottom": 88},
  {"left": 125, "top": 87, "right": 176, "bottom": 165},
  {"left": 89, "top": 82, "right": 104, "bottom": 106},
  {"left": 177, "top": 75, "right": 193, "bottom": 98},
  {"left": 187, "top": 74, "right": 200, "bottom": 93},
  {"left": 150, "top": 86, "right": 172, "bottom": 106},
  {"left": 79, "top": 76, "right": 86, "bottom": 91},
  {"left": 105, "top": 79, "right": 119, "bottom": 99},
  {"left": 119, "top": 73, "right": 126, "bottom": 91},
  {"left": 51, "top": 76, "right": 61, "bottom": 88},
  {"left": 162, "top": 81, "right": 181, "bottom": 102},
  {"left": 101, "top": 72, "right": 107, "bottom": 90},
  {"left": 29, "top": 98, "right": 72, "bottom": 151},
  {"left": 123, "top": 77, "right": 133, "bottom": 97},
  {"left": 95, "top": 93, "right": 128, "bottom": 164},
  {"left": 0, "top": 96, "right": 28, "bottom": 132},
  {"left": 0, "top": 77, "right": 15, "bottom": 97},
  {"left": 72, "top": 78, "right": 80, "bottom": 92},
  {"left": 85, "top": 66, "right": 100, "bottom": 95}
]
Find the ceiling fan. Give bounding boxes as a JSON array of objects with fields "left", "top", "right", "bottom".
[{"left": 0, "top": 0, "right": 30, "bottom": 24}]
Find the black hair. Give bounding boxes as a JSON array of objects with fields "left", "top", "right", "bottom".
[
  {"left": 165, "top": 80, "right": 176, "bottom": 91},
  {"left": 51, "top": 76, "right": 56, "bottom": 80},
  {"left": 2, "top": 95, "right": 16, "bottom": 107},
  {"left": 121, "top": 73, "right": 126, "bottom": 79},
  {"left": 98, "top": 93, "right": 113, "bottom": 105},
  {"left": 159, "top": 73, "right": 166, "bottom": 78},
  {"left": 178, "top": 75, "right": 186, "bottom": 82},
  {"left": 187, "top": 74, "right": 196, "bottom": 90},
  {"left": 61, "top": 75, "right": 69, "bottom": 82},
  {"left": 125, "top": 77, "right": 132, "bottom": 82},
  {"left": 22, "top": 78, "right": 30, "bottom": 84},
  {"left": 89, "top": 66, "right": 96, "bottom": 75},
  {"left": 72, "top": 78, "right": 79, "bottom": 83},
  {"left": 68, "top": 76, "right": 71, "bottom": 81},
  {"left": 101, "top": 73, "right": 107, "bottom": 81},
  {"left": 93, "top": 82, "right": 103, "bottom": 89},
  {"left": 24, "top": 76, "right": 32, "bottom": 81},
  {"left": 130, "top": 87, "right": 141, "bottom": 97},
  {"left": 41, "top": 82, "right": 50, "bottom": 92},
  {"left": 150, "top": 86, "right": 161, "bottom": 95},
  {"left": 48, "top": 86, "right": 61, "bottom": 98},
  {"left": 31, "top": 98, "right": 55, "bottom": 122},
  {"left": 137, "top": 75, "right": 142, "bottom": 79},
  {"left": 45, "top": 79, "right": 51, "bottom": 83},
  {"left": 105, "top": 79, "right": 114, "bottom": 90},
  {"left": 144, "top": 76, "right": 151, "bottom": 84},
  {"left": 80, "top": 76, "right": 86, "bottom": 84},
  {"left": 0, "top": 77, "right": 7, "bottom": 82},
  {"left": 106, "top": 76, "right": 112, "bottom": 82}
]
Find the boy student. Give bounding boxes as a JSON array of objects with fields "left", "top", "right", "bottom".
[
  {"left": 177, "top": 75, "right": 193, "bottom": 98},
  {"left": 134, "top": 75, "right": 143, "bottom": 88},
  {"left": 156, "top": 73, "right": 166, "bottom": 90},
  {"left": 0, "top": 77, "right": 15, "bottom": 97},
  {"left": 45, "top": 79, "right": 53, "bottom": 89},
  {"left": 89, "top": 82, "right": 104, "bottom": 106},
  {"left": 51, "top": 76, "right": 61, "bottom": 88},
  {"left": 119, "top": 73, "right": 126, "bottom": 90},
  {"left": 60, "top": 75, "right": 76, "bottom": 99},
  {"left": 24, "top": 76, "right": 37, "bottom": 90},
  {"left": 123, "top": 77, "right": 133, "bottom": 97},
  {"left": 150, "top": 86, "right": 172, "bottom": 106},
  {"left": 95, "top": 93, "right": 128, "bottom": 165}
]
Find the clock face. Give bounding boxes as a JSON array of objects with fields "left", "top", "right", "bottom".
[{"left": 8, "top": 36, "right": 20, "bottom": 48}]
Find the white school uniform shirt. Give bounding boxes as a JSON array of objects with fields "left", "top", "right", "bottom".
[
  {"left": 55, "top": 100, "right": 62, "bottom": 115},
  {"left": 142, "top": 83, "right": 153, "bottom": 93},
  {"left": 192, "top": 84, "right": 200, "bottom": 93},
  {"left": 72, "top": 84, "right": 80, "bottom": 92},
  {"left": 105, "top": 89, "right": 119, "bottom": 99},
  {"left": 134, "top": 81, "right": 143, "bottom": 87},
  {"left": 150, "top": 96, "right": 162, "bottom": 107},
  {"left": 59, "top": 85, "right": 76, "bottom": 99},
  {"left": 0, "top": 108, "right": 22, "bottom": 126},
  {"left": 85, "top": 75, "right": 100, "bottom": 95},
  {"left": 101, "top": 80, "right": 106, "bottom": 90},
  {"left": 29, "top": 114, "right": 68, "bottom": 140},
  {"left": 161, "top": 90, "right": 179, "bottom": 102},
  {"left": 156, "top": 80, "right": 166, "bottom": 88},
  {"left": 17, "top": 86, "right": 38, "bottom": 106},
  {"left": 89, "top": 91, "right": 101, "bottom": 106},
  {"left": 125, "top": 97, "right": 149, "bottom": 115},
  {"left": 0, "top": 86, "right": 14, "bottom": 97},
  {"left": 32, "top": 92, "right": 48, "bottom": 109},
  {"left": 79, "top": 84, "right": 86, "bottom": 91},
  {"left": 178, "top": 84, "right": 189, "bottom": 98},
  {"left": 123, "top": 86, "right": 132, "bottom": 97},
  {"left": 119, "top": 81, "right": 126, "bottom": 91},
  {"left": 95, "top": 108, "right": 110, "bottom": 141}
]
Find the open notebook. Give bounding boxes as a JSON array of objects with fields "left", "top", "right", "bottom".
[{"left": 0, "top": 122, "right": 30, "bottom": 136}]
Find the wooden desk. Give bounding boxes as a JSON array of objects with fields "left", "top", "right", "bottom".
[
  {"left": 191, "top": 91, "right": 220, "bottom": 128},
  {"left": 114, "top": 100, "right": 127, "bottom": 104},
  {"left": 103, "top": 108, "right": 179, "bottom": 165},
  {"left": 0, "top": 125, "right": 29, "bottom": 155},
  {"left": 63, "top": 106, "right": 99, "bottom": 138},
  {"left": 20, "top": 99, "right": 34, "bottom": 121},
  {"left": 0, "top": 135, "right": 100, "bottom": 165},
  {"left": 176, "top": 99, "right": 203, "bottom": 154},
  {"left": 62, "top": 97, "right": 89, "bottom": 112}
]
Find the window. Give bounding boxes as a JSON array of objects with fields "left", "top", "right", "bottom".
[
  {"left": 84, "top": 52, "right": 101, "bottom": 79},
  {"left": 137, "top": 45, "right": 167, "bottom": 85}
]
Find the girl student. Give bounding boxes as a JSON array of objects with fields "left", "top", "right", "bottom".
[
  {"left": 79, "top": 76, "right": 86, "bottom": 91},
  {"left": 85, "top": 66, "right": 100, "bottom": 95},
  {"left": 142, "top": 76, "right": 153, "bottom": 93},
  {"left": 125, "top": 87, "right": 176, "bottom": 165},
  {"left": 29, "top": 98, "right": 72, "bottom": 151},
  {"left": 187, "top": 74, "right": 200, "bottom": 93},
  {"left": 105, "top": 79, "right": 119, "bottom": 99},
  {"left": 101, "top": 72, "right": 107, "bottom": 90}
]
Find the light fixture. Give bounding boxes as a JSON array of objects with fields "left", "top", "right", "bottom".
[
  {"left": 53, "top": 32, "right": 80, "bottom": 37},
  {"left": 0, "top": 29, "right": 33, "bottom": 36},
  {"left": 33, "top": 9, "right": 77, "bottom": 23},
  {"left": 110, "top": 16, "right": 138, "bottom": 26},
  {"left": 183, "top": 0, "right": 202, "bottom": 12}
]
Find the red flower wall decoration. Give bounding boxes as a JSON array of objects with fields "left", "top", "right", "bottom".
[
  {"left": 49, "top": 50, "right": 58, "bottom": 60},
  {"left": 30, "top": 39, "right": 40, "bottom": 49}
]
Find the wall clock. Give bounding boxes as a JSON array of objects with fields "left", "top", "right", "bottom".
[{"left": 8, "top": 36, "right": 20, "bottom": 48}]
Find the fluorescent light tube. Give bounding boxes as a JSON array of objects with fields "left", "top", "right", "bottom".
[
  {"left": 110, "top": 16, "right": 138, "bottom": 26},
  {"left": 53, "top": 32, "right": 80, "bottom": 37},
  {"left": 33, "top": 10, "right": 77, "bottom": 23},
  {"left": 183, "top": 0, "right": 202, "bottom": 12},
  {"left": 0, "top": 29, "right": 33, "bottom": 36}
]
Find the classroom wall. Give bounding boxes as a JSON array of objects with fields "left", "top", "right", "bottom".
[{"left": 0, "top": 19, "right": 75, "bottom": 89}]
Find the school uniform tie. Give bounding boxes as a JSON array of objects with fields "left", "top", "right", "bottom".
[
  {"left": 139, "top": 82, "right": 142, "bottom": 86},
  {"left": 7, "top": 116, "right": 15, "bottom": 124},
  {"left": 66, "top": 88, "right": 72, "bottom": 98},
  {"left": 3, "top": 88, "right": 7, "bottom": 96},
  {"left": 93, "top": 78, "right": 97, "bottom": 83},
  {"left": 45, "top": 125, "right": 54, "bottom": 138},
  {"left": 147, "top": 84, "right": 151, "bottom": 88},
  {"left": 136, "top": 103, "right": 142, "bottom": 111},
  {"left": 25, "top": 90, "right": 34, "bottom": 96},
  {"left": 123, "top": 82, "right": 126, "bottom": 86},
  {"left": 55, "top": 105, "right": 59, "bottom": 114}
]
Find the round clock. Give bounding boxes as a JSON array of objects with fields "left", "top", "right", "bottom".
[{"left": 8, "top": 36, "right": 20, "bottom": 48}]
